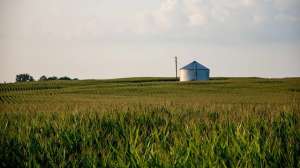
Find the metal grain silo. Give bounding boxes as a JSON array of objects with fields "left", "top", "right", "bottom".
[{"left": 180, "top": 61, "right": 210, "bottom": 81}]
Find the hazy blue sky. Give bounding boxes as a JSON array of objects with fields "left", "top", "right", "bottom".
[{"left": 1, "top": 0, "right": 300, "bottom": 82}]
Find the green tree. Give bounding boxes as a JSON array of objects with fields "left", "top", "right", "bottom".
[
  {"left": 47, "top": 76, "right": 58, "bottom": 80},
  {"left": 59, "top": 76, "right": 71, "bottom": 80},
  {"left": 39, "top": 75, "right": 47, "bottom": 81},
  {"left": 16, "top": 74, "right": 34, "bottom": 82}
]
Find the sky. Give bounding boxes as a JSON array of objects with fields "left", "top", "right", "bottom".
[{"left": 1, "top": 0, "right": 300, "bottom": 82}]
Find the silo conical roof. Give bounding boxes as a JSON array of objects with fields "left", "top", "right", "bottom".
[{"left": 180, "top": 61, "right": 209, "bottom": 70}]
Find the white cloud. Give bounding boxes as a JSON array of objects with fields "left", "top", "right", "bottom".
[
  {"left": 273, "top": 0, "right": 300, "bottom": 11},
  {"left": 253, "top": 14, "right": 266, "bottom": 24},
  {"left": 137, "top": 0, "right": 300, "bottom": 34},
  {"left": 143, "top": 0, "right": 189, "bottom": 32},
  {"left": 1, "top": 0, "right": 299, "bottom": 44},
  {"left": 188, "top": 13, "right": 208, "bottom": 26},
  {"left": 275, "top": 13, "right": 300, "bottom": 22}
]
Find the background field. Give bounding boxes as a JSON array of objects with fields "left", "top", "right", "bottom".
[{"left": 0, "top": 77, "right": 300, "bottom": 167}]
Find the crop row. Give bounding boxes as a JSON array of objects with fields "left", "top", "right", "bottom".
[
  {"left": 0, "top": 95, "right": 17, "bottom": 104},
  {"left": 0, "top": 108, "right": 299, "bottom": 167},
  {"left": 0, "top": 85, "right": 62, "bottom": 92}
]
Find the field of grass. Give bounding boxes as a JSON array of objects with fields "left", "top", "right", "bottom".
[{"left": 0, "top": 77, "right": 300, "bottom": 167}]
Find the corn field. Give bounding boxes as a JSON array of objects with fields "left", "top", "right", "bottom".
[{"left": 0, "top": 77, "right": 299, "bottom": 167}]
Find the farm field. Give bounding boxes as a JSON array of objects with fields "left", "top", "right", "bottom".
[{"left": 0, "top": 77, "right": 300, "bottom": 167}]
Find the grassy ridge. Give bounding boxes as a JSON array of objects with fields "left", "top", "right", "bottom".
[{"left": 0, "top": 77, "right": 300, "bottom": 167}]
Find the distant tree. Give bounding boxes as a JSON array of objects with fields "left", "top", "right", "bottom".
[
  {"left": 47, "top": 76, "right": 58, "bottom": 80},
  {"left": 29, "top": 76, "right": 34, "bottom": 82},
  {"left": 16, "top": 74, "right": 34, "bottom": 82},
  {"left": 59, "top": 76, "right": 71, "bottom": 80},
  {"left": 73, "top": 78, "right": 79, "bottom": 80},
  {"left": 39, "top": 75, "right": 47, "bottom": 81}
]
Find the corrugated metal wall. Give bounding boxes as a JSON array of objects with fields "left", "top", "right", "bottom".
[{"left": 180, "top": 69, "right": 209, "bottom": 81}]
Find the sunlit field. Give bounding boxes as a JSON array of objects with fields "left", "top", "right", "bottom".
[{"left": 0, "top": 77, "right": 299, "bottom": 167}]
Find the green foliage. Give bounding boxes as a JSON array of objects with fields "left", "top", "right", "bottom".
[
  {"left": 16, "top": 73, "right": 34, "bottom": 82},
  {"left": 0, "top": 77, "right": 300, "bottom": 167},
  {"left": 38, "top": 75, "right": 77, "bottom": 81},
  {"left": 47, "top": 76, "right": 58, "bottom": 80},
  {"left": 59, "top": 76, "right": 72, "bottom": 80},
  {"left": 39, "top": 75, "right": 47, "bottom": 81}
]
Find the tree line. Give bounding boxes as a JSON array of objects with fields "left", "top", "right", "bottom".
[{"left": 16, "top": 74, "right": 78, "bottom": 82}]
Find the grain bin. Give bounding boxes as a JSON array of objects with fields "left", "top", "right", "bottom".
[{"left": 180, "top": 61, "right": 210, "bottom": 81}]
